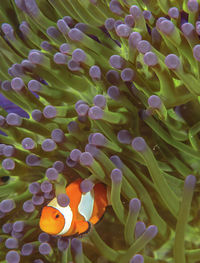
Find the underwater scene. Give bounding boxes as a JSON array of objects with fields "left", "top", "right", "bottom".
[{"left": 0, "top": 0, "right": 200, "bottom": 262}]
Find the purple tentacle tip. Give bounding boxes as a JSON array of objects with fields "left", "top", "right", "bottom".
[
  {"left": 57, "top": 237, "right": 69, "bottom": 251},
  {"left": 80, "top": 152, "right": 94, "bottom": 166},
  {"left": 130, "top": 254, "right": 144, "bottom": 263},
  {"left": 111, "top": 168, "right": 122, "bottom": 183},
  {"left": 135, "top": 222, "right": 146, "bottom": 239},
  {"left": 143, "top": 10, "right": 152, "bottom": 21},
  {"left": 45, "top": 168, "right": 58, "bottom": 180},
  {"left": 105, "top": 18, "right": 115, "bottom": 31},
  {"left": 71, "top": 238, "right": 83, "bottom": 254},
  {"left": 76, "top": 104, "right": 89, "bottom": 116},
  {"left": 116, "top": 24, "right": 131, "bottom": 38},
  {"left": 88, "top": 106, "right": 104, "bottom": 120},
  {"left": 89, "top": 65, "right": 101, "bottom": 80},
  {"left": 165, "top": 54, "right": 180, "bottom": 69},
  {"left": 57, "top": 194, "right": 70, "bottom": 207},
  {"left": 41, "top": 41, "right": 52, "bottom": 51},
  {"left": 5, "top": 238, "right": 18, "bottom": 249},
  {"left": 38, "top": 232, "right": 50, "bottom": 243},
  {"left": 28, "top": 51, "right": 44, "bottom": 65},
  {"left": 68, "top": 28, "right": 84, "bottom": 41},
  {"left": 91, "top": 133, "right": 106, "bottom": 146},
  {"left": 168, "top": 7, "right": 179, "bottom": 19},
  {"left": 137, "top": 40, "right": 151, "bottom": 54},
  {"left": 2, "top": 158, "right": 15, "bottom": 170},
  {"left": 109, "top": 55, "right": 125, "bottom": 69},
  {"left": 63, "top": 16, "right": 74, "bottom": 27},
  {"left": 145, "top": 225, "right": 158, "bottom": 239},
  {"left": 2, "top": 223, "right": 13, "bottom": 234},
  {"left": 39, "top": 242, "right": 52, "bottom": 255},
  {"left": 1, "top": 23, "right": 15, "bottom": 40},
  {"left": 13, "top": 220, "right": 24, "bottom": 232},
  {"left": 72, "top": 48, "right": 86, "bottom": 63},
  {"left": 6, "top": 113, "right": 22, "bottom": 126},
  {"left": 67, "top": 59, "right": 81, "bottom": 71},
  {"left": 53, "top": 53, "right": 68, "bottom": 64},
  {"left": 110, "top": 0, "right": 123, "bottom": 15},
  {"left": 85, "top": 144, "right": 100, "bottom": 157},
  {"left": 32, "top": 195, "right": 44, "bottom": 206},
  {"left": 185, "top": 175, "right": 196, "bottom": 190},
  {"left": 143, "top": 52, "right": 158, "bottom": 66},
  {"left": 25, "top": 0, "right": 39, "bottom": 17},
  {"left": 26, "top": 154, "right": 40, "bottom": 166},
  {"left": 23, "top": 200, "right": 35, "bottom": 213},
  {"left": 117, "top": 130, "right": 132, "bottom": 144},
  {"left": 6, "top": 251, "right": 20, "bottom": 263},
  {"left": 53, "top": 161, "right": 64, "bottom": 172},
  {"left": 132, "top": 137, "right": 147, "bottom": 152},
  {"left": 148, "top": 95, "right": 162, "bottom": 109},
  {"left": 181, "top": 23, "right": 194, "bottom": 37},
  {"left": 42, "top": 139, "right": 56, "bottom": 152},
  {"left": 107, "top": 85, "right": 120, "bottom": 100},
  {"left": 80, "top": 179, "right": 94, "bottom": 193},
  {"left": 156, "top": 17, "right": 167, "bottom": 29},
  {"left": 3, "top": 145, "right": 15, "bottom": 157},
  {"left": 29, "top": 182, "right": 40, "bottom": 194},
  {"left": 41, "top": 181, "right": 53, "bottom": 193},
  {"left": 66, "top": 157, "right": 77, "bottom": 167},
  {"left": 11, "top": 77, "right": 24, "bottom": 91},
  {"left": 121, "top": 68, "right": 135, "bottom": 82},
  {"left": 43, "top": 105, "right": 57, "bottom": 119},
  {"left": 57, "top": 19, "right": 69, "bottom": 34},
  {"left": 22, "top": 137, "right": 35, "bottom": 150},
  {"left": 130, "top": 5, "right": 142, "bottom": 19},
  {"left": 51, "top": 129, "right": 65, "bottom": 143},
  {"left": 70, "top": 149, "right": 82, "bottom": 162},
  {"left": 21, "top": 243, "right": 34, "bottom": 256},
  {"left": 129, "top": 32, "right": 142, "bottom": 48},
  {"left": 193, "top": 45, "right": 200, "bottom": 61},
  {"left": 125, "top": 15, "right": 135, "bottom": 27},
  {"left": 187, "top": 0, "right": 199, "bottom": 12},
  {"left": 0, "top": 199, "right": 15, "bottom": 213},
  {"left": 32, "top": 109, "right": 42, "bottom": 122},
  {"left": 47, "top": 26, "right": 61, "bottom": 39},
  {"left": 11, "top": 230, "right": 24, "bottom": 239},
  {"left": 110, "top": 155, "right": 123, "bottom": 169},
  {"left": 129, "top": 198, "right": 141, "bottom": 213},
  {"left": 159, "top": 20, "right": 174, "bottom": 35},
  {"left": 60, "top": 43, "right": 71, "bottom": 54},
  {"left": 93, "top": 95, "right": 106, "bottom": 109}
]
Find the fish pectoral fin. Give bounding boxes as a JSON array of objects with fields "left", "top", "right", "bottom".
[{"left": 75, "top": 220, "right": 91, "bottom": 235}]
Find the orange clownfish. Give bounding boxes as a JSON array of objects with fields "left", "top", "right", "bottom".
[{"left": 39, "top": 179, "right": 110, "bottom": 237}]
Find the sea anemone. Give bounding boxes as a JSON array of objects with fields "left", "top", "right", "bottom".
[{"left": 0, "top": 0, "right": 200, "bottom": 262}]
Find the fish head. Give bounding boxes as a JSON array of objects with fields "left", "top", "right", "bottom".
[{"left": 39, "top": 206, "right": 65, "bottom": 235}]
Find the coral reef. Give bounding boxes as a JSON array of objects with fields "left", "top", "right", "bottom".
[{"left": 0, "top": 0, "right": 200, "bottom": 262}]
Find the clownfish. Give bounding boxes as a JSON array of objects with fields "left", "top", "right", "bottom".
[{"left": 39, "top": 179, "right": 110, "bottom": 237}]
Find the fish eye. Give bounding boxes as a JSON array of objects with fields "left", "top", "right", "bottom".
[{"left": 55, "top": 214, "right": 60, "bottom": 219}]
